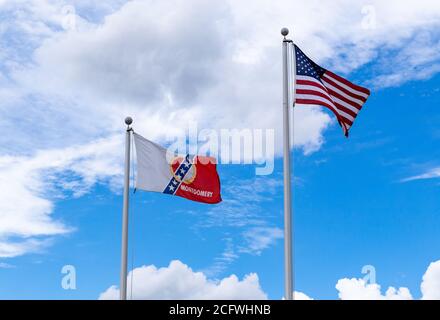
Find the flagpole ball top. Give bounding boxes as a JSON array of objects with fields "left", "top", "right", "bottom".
[
  {"left": 281, "top": 28, "right": 289, "bottom": 37},
  {"left": 125, "top": 116, "right": 133, "bottom": 126}
]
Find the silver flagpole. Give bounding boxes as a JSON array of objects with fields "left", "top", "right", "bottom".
[
  {"left": 281, "top": 27, "right": 293, "bottom": 300},
  {"left": 120, "top": 116, "right": 133, "bottom": 300}
]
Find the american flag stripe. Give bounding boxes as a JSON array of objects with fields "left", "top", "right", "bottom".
[
  {"left": 296, "top": 93, "right": 354, "bottom": 122},
  {"left": 296, "top": 73, "right": 364, "bottom": 130},
  {"left": 293, "top": 44, "right": 370, "bottom": 137},
  {"left": 321, "top": 76, "right": 367, "bottom": 104},
  {"left": 297, "top": 95, "right": 355, "bottom": 122},
  {"left": 329, "top": 94, "right": 361, "bottom": 114},
  {"left": 296, "top": 85, "right": 329, "bottom": 97},
  {"left": 296, "top": 90, "right": 356, "bottom": 119},
  {"left": 321, "top": 79, "right": 366, "bottom": 106},
  {"left": 296, "top": 76, "right": 355, "bottom": 124},
  {"left": 324, "top": 71, "right": 370, "bottom": 97}
]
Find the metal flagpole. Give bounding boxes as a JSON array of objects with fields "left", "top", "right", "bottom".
[
  {"left": 120, "top": 116, "right": 133, "bottom": 300},
  {"left": 281, "top": 27, "right": 293, "bottom": 300}
]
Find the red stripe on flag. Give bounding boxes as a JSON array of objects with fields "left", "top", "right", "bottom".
[
  {"left": 327, "top": 88, "right": 363, "bottom": 110},
  {"left": 296, "top": 89, "right": 334, "bottom": 105},
  {"left": 296, "top": 79, "right": 328, "bottom": 91},
  {"left": 338, "top": 114, "right": 354, "bottom": 126},
  {"left": 321, "top": 75, "right": 367, "bottom": 103},
  {"left": 296, "top": 88, "right": 359, "bottom": 119},
  {"left": 332, "top": 102, "right": 358, "bottom": 119},
  {"left": 324, "top": 71, "right": 370, "bottom": 96}
]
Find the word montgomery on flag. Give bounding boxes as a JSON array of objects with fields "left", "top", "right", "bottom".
[{"left": 133, "top": 132, "right": 222, "bottom": 204}]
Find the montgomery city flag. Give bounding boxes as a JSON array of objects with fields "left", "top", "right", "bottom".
[
  {"left": 133, "top": 132, "right": 222, "bottom": 204},
  {"left": 294, "top": 44, "right": 371, "bottom": 137}
]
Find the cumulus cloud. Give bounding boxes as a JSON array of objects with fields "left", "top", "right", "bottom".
[
  {"left": 4, "top": 0, "right": 440, "bottom": 157},
  {"left": 99, "top": 259, "right": 440, "bottom": 300},
  {"left": 9, "top": 0, "right": 334, "bottom": 155},
  {"left": 421, "top": 260, "right": 440, "bottom": 299},
  {"left": 336, "top": 278, "right": 413, "bottom": 300},
  {"left": 99, "top": 260, "right": 268, "bottom": 300},
  {"left": 336, "top": 259, "right": 440, "bottom": 300},
  {"left": 99, "top": 259, "right": 312, "bottom": 300}
]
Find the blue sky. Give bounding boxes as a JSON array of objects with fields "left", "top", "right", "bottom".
[{"left": 1, "top": 0, "right": 440, "bottom": 300}]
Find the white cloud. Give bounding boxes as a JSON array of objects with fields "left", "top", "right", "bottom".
[
  {"left": 402, "top": 167, "right": 440, "bottom": 182},
  {"left": 99, "top": 259, "right": 440, "bottom": 300},
  {"left": 336, "top": 278, "right": 413, "bottom": 300},
  {"left": 335, "top": 259, "right": 440, "bottom": 300},
  {"left": 293, "top": 292, "right": 313, "bottom": 300},
  {"left": 99, "top": 260, "right": 268, "bottom": 300},
  {"left": 0, "top": 135, "right": 123, "bottom": 257},
  {"left": 240, "top": 227, "right": 283, "bottom": 255},
  {"left": 3, "top": 0, "right": 440, "bottom": 159},
  {"left": 421, "top": 260, "right": 440, "bottom": 299},
  {"left": 0, "top": 0, "right": 353, "bottom": 157}
]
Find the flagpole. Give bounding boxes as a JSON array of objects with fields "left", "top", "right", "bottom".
[
  {"left": 120, "top": 116, "right": 133, "bottom": 300},
  {"left": 281, "top": 27, "right": 294, "bottom": 300}
]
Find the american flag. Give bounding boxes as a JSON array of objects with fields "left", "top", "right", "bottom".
[{"left": 294, "top": 44, "right": 371, "bottom": 137}]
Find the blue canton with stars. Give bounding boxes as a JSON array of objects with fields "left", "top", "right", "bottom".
[
  {"left": 163, "top": 154, "right": 193, "bottom": 195},
  {"left": 294, "top": 44, "right": 326, "bottom": 81}
]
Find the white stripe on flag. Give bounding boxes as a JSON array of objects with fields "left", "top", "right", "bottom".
[
  {"left": 295, "top": 94, "right": 355, "bottom": 122},
  {"left": 329, "top": 95, "right": 361, "bottom": 114},
  {"left": 296, "top": 84, "right": 330, "bottom": 98},
  {"left": 321, "top": 78, "right": 365, "bottom": 106},
  {"left": 322, "top": 73, "right": 369, "bottom": 99}
]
